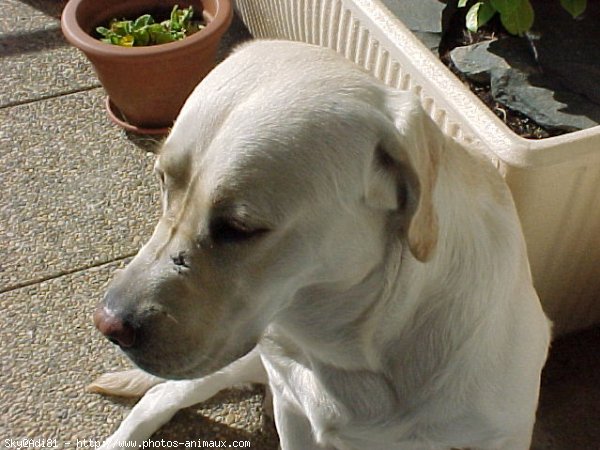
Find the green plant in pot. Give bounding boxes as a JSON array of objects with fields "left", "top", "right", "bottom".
[
  {"left": 96, "top": 5, "right": 205, "bottom": 47},
  {"left": 61, "top": 0, "right": 233, "bottom": 134}
]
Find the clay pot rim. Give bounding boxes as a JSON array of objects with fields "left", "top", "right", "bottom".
[{"left": 61, "top": 0, "right": 232, "bottom": 59}]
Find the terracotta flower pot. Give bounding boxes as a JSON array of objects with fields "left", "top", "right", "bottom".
[{"left": 61, "top": 0, "right": 232, "bottom": 134}]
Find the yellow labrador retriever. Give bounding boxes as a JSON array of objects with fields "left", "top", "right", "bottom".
[{"left": 90, "top": 40, "right": 551, "bottom": 450}]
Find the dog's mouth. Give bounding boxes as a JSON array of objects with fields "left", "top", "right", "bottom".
[{"left": 124, "top": 341, "right": 257, "bottom": 380}]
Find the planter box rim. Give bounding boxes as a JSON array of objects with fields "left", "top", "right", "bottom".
[{"left": 349, "top": 0, "right": 600, "bottom": 169}]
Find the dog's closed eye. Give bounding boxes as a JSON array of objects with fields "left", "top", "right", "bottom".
[{"left": 209, "top": 217, "right": 269, "bottom": 244}]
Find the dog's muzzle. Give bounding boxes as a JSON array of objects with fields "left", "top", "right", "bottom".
[{"left": 93, "top": 305, "right": 136, "bottom": 348}]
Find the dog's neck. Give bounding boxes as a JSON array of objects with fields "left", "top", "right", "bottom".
[
  {"left": 375, "top": 147, "right": 528, "bottom": 400},
  {"left": 268, "top": 261, "right": 392, "bottom": 371},
  {"left": 266, "top": 145, "right": 524, "bottom": 384}
]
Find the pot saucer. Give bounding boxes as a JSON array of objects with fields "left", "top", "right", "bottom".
[{"left": 105, "top": 97, "right": 170, "bottom": 135}]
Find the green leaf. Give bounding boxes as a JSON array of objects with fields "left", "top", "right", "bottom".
[
  {"left": 466, "top": 2, "right": 497, "bottom": 32},
  {"left": 560, "top": 0, "right": 587, "bottom": 17},
  {"left": 150, "top": 30, "right": 176, "bottom": 45},
  {"left": 495, "top": 0, "right": 534, "bottom": 35},
  {"left": 490, "top": 0, "right": 518, "bottom": 14},
  {"left": 171, "top": 31, "right": 185, "bottom": 40},
  {"left": 170, "top": 5, "right": 182, "bottom": 31},
  {"left": 147, "top": 23, "right": 165, "bottom": 34},
  {"left": 111, "top": 21, "right": 132, "bottom": 36},
  {"left": 132, "top": 28, "right": 150, "bottom": 46},
  {"left": 180, "top": 6, "right": 194, "bottom": 27},
  {"left": 118, "top": 35, "right": 134, "bottom": 47},
  {"left": 478, "top": 1, "right": 497, "bottom": 27},
  {"left": 458, "top": 0, "right": 469, "bottom": 7},
  {"left": 133, "top": 14, "right": 153, "bottom": 30},
  {"left": 96, "top": 26, "right": 111, "bottom": 37}
]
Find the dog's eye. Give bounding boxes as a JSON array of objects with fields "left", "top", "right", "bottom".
[{"left": 209, "top": 218, "right": 268, "bottom": 244}]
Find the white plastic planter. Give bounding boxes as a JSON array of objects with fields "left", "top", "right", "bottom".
[{"left": 235, "top": 0, "right": 600, "bottom": 335}]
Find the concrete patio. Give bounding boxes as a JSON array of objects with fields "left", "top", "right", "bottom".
[{"left": 0, "top": 1, "right": 598, "bottom": 448}]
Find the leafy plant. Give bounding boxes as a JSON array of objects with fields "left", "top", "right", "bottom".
[
  {"left": 458, "top": 0, "right": 587, "bottom": 36},
  {"left": 96, "top": 5, "right": 205, "bottom": 47}
]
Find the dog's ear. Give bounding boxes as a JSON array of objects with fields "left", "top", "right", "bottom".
[{"left": 365, "top": 92, "right": 442, "bottom": 262}]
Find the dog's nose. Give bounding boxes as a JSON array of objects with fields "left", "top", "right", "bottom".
[{"left": 93, "top": 305, "right": 136, "bottom": 348}]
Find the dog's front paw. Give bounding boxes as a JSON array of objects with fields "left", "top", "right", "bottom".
[{"left": 87, "top": 369, "right": 163, "bottom": 398}]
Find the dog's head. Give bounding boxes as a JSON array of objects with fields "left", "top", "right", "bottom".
[{"left": 94, "top": 41, "right": 443, "bottom": 378}]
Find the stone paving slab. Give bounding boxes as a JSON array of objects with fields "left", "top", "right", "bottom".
[
  {"left": 1, "top": 261, "right": 132, "bottom": 439},
  {"left": 1, "top": 0, "right": 67, "bottom": 23},
  {"left": 0, "top": 88, "right": 160, "bottom": 291},
  {"left": 0, "top": 260, "right": 278, "bottom": 447},
  {"left": 1, "top": 0, "right": 99, "bottom": 108}
]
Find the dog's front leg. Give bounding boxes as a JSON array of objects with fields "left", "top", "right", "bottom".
[
  {"left": 272, "top": 396, "right": 337, "bottom": 450},
  {"left": 99, "top": 348, "right": 266, "bottom": 449}
]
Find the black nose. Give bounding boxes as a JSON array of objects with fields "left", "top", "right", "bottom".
[{"left": 93, "top": 305, "right": 136, "bottom": 348}]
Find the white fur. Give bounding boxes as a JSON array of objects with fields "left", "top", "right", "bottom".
[{"left": 93, "top": 41, "right": 551, "bottom": 450}]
